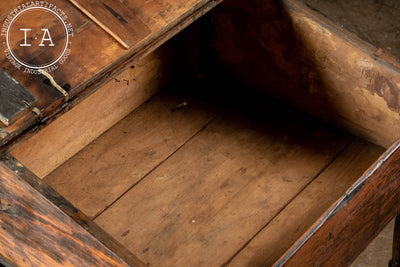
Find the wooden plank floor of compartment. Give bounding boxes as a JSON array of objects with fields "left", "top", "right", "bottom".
[
  {"left": 227, "top": 138, "right": 384, "bottom": 266},
  {"left": 44, "top": 89, "right": 219, "bottom": 218},
  {"left": 77, "top": 90, "right": 359, "bottom": 266}
]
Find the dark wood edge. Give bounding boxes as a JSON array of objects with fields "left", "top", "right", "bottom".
[
  {"left": 283, "top": 0, "right": 400, "bottom": 73},
  {"left": 390, "top": 214, "right": 400, "bottom": 267},
  {"left": 0, "top": 0, "right": 223, "bottom": 151},
  {"left": 0, "top": 154, "right": 146, "bottom": 267},
  {"left": 274, "top": 139, "right": 400, "bottom": 266}
]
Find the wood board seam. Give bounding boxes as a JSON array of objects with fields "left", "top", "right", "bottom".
[
  {"left": 92, "top": 111, "right": 221, "bottom": 220},
  {"left": 222, "top": 136, "right": 357, "bottom": 266}
]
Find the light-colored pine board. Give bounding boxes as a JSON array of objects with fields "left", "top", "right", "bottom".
[
  {"left": 95, "top": 106, "right": 353, "bottom": 266},
  {"left": 11, "top": 44, "right": 177, "bottom": 178},
  {"left": 43, "top": 90, "right": 219, "bottom": 218},
  {"left": 228, "top": 138, "right": 384, "bottom": 266}
]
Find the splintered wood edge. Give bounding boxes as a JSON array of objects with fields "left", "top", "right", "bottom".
[{"left": 67, "top": 0, "right": 130, "bottom": 49}]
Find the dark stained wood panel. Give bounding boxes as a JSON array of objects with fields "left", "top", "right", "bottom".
[
  {"left": 94, "top": 95, "right": 353, "bottom": 266},
  {"left": 1, "top": 154, "right": 145, "bottom": 267},
  {"left": 0, "top": 163, "right": 130, "bottom": 266},
  {"left": 0, "top": 68, "right": 36, "bottom": 126},
  {"left": 227, "top": 139, "right": 384, "bottom": 266}
]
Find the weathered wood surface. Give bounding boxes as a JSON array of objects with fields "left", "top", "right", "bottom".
[
  {"left": 0, "top": 154, "right": 145, "bottom": 267},
  {"left": 91, "top": 91, "right": 353, "bottom": 266},
  {"left": 11, "top": 40, "right": 179, "bottom": 178},
  {"left": 210, "top": 0, "right": 400, "bottom": 148},
  {"left": 304, "top": 0, "right": 400, "bottom": 58},
  {"left": 275, "top": 139, "right": 400, "bottom": 266},
  {"left": 0, "top": 69, "right": 37, "bottom": 126},
  {"left": 44, "top": 89, "right": 219, "bottom": 218},
  {"left": 0, "top": 162, "right": 131, "bottom": 266},
  {"left": 227, "top": 139, "right": 383, "bottom": 266},
  {"left": 0, "top": 0, "right": 222, "bottom": 148}
]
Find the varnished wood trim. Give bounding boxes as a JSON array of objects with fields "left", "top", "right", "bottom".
[
  {"left": 0, "top": 154, "right": 145, "bottom": 267},
  {"left": 274, "top": 139, "right": 400, "bottom": 266}
]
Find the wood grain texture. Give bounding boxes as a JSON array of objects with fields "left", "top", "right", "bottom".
[
  {"left": 0, "top": 154, "right": 145, "bottom": 267},
  {"left": 210, "top": 0, "right": 400, "bottom": 148},
  {"left": 0, "top": 0, "right": 222, "bottom": 148},
  {"left": 0, "top": 69, "right": 37, "bottom": 126},
  {"left": 0, "top": 163, "right": 130, "bottom": 267},
  {"left": 227, "top": 139, "right": 384, "bottom": 266},
  {"left": 94, "top": 96, "right": 352, "bottom": 266},
  {"left": 11, "top": 42, "right": 178, "bottom": 178},
  {"left": 304, "top": 0, "right": 400, "bottom": 58},
  {"left": 275, "top": 139, "right": 400, "bottom": 266},
  {"left": 69, "top": 0, "right": 210, "bottom": 49},
  {"left": 44, "top": 89, "right": 219, "bottom": 218}
]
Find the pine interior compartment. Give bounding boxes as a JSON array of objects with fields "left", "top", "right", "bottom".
[{"left": 11, "top": 77, "right": 384, "bottom": 266}]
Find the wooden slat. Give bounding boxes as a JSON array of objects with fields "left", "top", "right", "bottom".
[
  {"left": 43, "top": 89, "right": 219, "bottom": 218},
  {"left": 210, "top": 0, "right": 400, "bottom": 148},
  {"left": 275, "top": 139, "right": 400, "bottom": 266},
  {"left": 11, "top": 42, "right": 179, "bottom": 178},
  {"left": 0, "top": 163, "right": 130, "bottom": 267},
  {"left": 94, "top": 101, "right": 352, "bottom": 266},
  {"left": 0, "top": 69, "right": 37, "bottom": 126},
  {"left": 227, "top": 139, "right": 384, "bottom": 266}
]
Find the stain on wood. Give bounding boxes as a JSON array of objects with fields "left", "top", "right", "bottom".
[
  {"left": 209, "top": 0, "right": 400, "bottom": 148},
  {"left": 0, "top": 69, "right": 37, "bottom": 126},
  {"left": 0, "top": 162, "right": 131, "bottom": 266}
]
